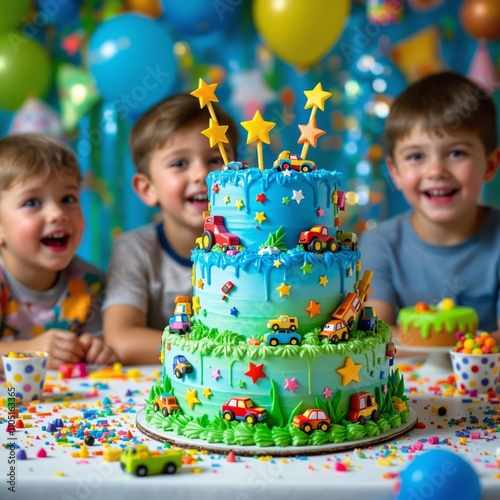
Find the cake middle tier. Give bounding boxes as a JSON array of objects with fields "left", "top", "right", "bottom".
[{"left": 192, "top": 248, "right": 361, "bottom": 337}]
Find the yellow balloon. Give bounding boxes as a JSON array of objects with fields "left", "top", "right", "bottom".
[{"left": 253, "top": 0, "right": 351, "bottom": 69}]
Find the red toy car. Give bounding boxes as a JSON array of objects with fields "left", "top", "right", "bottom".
[
  {"left": 201, "top": 215, "right": 240, "bottom": 252},
  {"left": 221, "top": 397, "right": 267, "bottom": 425},
  {"left": 298, "top": 225, "right": 337, "bottom": 253},
  {"left": 347, "top": 392, "right": 379, "bottom": 425},
  {"left": 292, "top": 409, "right": 331, "bottom": 434}
]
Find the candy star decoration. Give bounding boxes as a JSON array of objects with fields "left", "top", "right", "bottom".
[
  {"left": 284, "top": 378, "right": 299, "bottom": 393},
  {"left": 192, "top": 296, "right": 201, "bottom": 314},
  {"left": 300, "top": 83, "right": 331, "bottom": 159},
  {"left": 244, "top": 362, "right": 266, "bottom": 383},
  {"left": 276, "top": 282, "right": 291, "bottom": 297},
  {"left": 240, "top": 110, "right": 276, "bottom": 171},
  {"left": 305, "top": 300, "right": 321, "bottom": 318},
  {"left": 184, "top": 388, "right": 201, "bottom": 409},
  {"left": 254, "top": 212, "right": 267, "bottom": 224},
  {"left": 191, "top": 78, "right": 230, "bottom": 165},
  {"left": 337, "top": 357, "right": 362, "bottom": 386}
]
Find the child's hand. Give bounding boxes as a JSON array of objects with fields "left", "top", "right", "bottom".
[
  {"left": 79, "top": 333, "right": 118, "bottom": 365},
  {"left": 29, "top": 329, "right": 86, "bottom": 370},
  {"left": 489, "top": 329, "right": 500, "bottom": 346}
]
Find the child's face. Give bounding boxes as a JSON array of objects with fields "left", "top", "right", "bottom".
[
  {"left": 136, "top": 120, "right": 230, "bottom": 235},
  {"left": 0, "top": 172, "right": 84, "bottom": 287},
  {"left": 387, "top": 123, "right": 499, "bottom": 229}
]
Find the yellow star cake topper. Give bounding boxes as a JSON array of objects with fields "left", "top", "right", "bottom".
[
  {"left": 191, "top": 78, "right": 229, "bottom": 165},
  {"left": 190, "top": 78, "right": 219, "bottom": 108},
  {"left": 303, "top": 83, "right": 332, "bottom": 111},
  {"left": 240, "top": 110, "right": 276, "bottom": 171},
  {"left": 241, "top": 110, "right": 276, "bottom": 145},
  {"left": 201, "top": 118, "right": 229, "bottom": 148},
  {"left": 298, "top": 83, "right": 332, "bottom": 160}
]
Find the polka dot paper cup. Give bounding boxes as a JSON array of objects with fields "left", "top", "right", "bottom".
[
  {"left": 2, "top": 351, "right": 49, "bottom": 402},
  {"left": 449, "top": 350, "right": 500, "bottom": 395}
]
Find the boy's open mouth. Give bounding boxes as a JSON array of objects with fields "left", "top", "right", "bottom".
[
  {"left": 187, "top": 193, "right": 208, "bottom": 209},
  {"left": 423, "top": 188, "right": 458, "bottom": 201},
  {"left": 41, "top": 233, "right": 70, "bottom": 248}
]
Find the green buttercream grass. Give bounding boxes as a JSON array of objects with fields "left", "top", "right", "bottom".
[{"left": 162, "top": 320, "right": 393, "bottom": 360}]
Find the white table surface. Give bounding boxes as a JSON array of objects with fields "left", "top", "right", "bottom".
[{"left": 1, "top": 357, "right": 500, "bottom": 500}]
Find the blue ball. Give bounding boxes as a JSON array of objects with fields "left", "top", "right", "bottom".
[
  {"left": 87, "top": 14, "right": 177, "bottom": 118},
  {"left": 397, "top": 450, "right": 481, "bottom": 500}
]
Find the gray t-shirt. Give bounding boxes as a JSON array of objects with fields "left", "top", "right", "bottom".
[
  {"left": 102, "top": 222, "right": 193, "bottom": 330},
  {"left": 359, "top": 207, "right": 500, "bottom": 332}
]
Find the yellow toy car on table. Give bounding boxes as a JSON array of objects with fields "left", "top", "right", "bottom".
[{"left": 120, "top": 444, "right": 183, "bottom": 476}]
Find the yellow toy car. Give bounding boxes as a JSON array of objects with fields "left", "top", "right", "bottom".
[
  {"left": 120, "top": 444, "right": 183, "bottom": 476},
  {"left": 266, "top": 315, "right": 298, "bottom": 331},
  {"left": 273, "top": 150, "right": 316, "bottom": 173}
]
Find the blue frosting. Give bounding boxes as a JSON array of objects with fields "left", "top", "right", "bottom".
[
  {"left": 192, "top": 247, "right": 360, "bottom": 337},
  {"left": 207, "top": 168, "right": 342, "bottom": 251},
  {"left": 193, "top": 167, "right": 360, "bottom": 338}
]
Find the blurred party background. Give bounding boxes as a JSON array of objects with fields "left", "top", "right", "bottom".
[{"left": 0, "top": 0, "right": 499, "bottom": 270}]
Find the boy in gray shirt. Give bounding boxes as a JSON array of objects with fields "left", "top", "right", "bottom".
[
  {"left": 360, "top": 72, "right": 500, "bottom": 344},
  {"left": 103, "top": 93, "right": 238, "bottom": 364}
]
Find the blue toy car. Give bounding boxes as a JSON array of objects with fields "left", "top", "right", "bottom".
[
  {"left": 359, "top": 306, "right": 378, "bottom": 332},
  {"left": 173, "top": 355, "right": 193, "bottom": 378},
  {"left": 264, "top": 328, "right": 301, "bottom": 346},
  {"left": 222, "top": 161, "right": 248, "bottom": 171}
]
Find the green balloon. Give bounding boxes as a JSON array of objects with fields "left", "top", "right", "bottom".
[
  {"left": 0, "top": 32, "right": 52, "bottom": 111},
  {"left": 0, "top": 0, "right": 31, "bottom": 32}
]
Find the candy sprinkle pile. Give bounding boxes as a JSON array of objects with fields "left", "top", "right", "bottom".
[
  {"left": 454, "top": 332, "right": 498, "bottom": 354},
  {"left": 4, "top": 351, "right": 48, "bottom": 359}
]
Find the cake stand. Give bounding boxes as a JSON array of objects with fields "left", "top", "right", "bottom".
[
  {"left": 398, "top": 344, "right": 453, "bottom": 375},
  {"left": 136, "top": 408, "right": 418, "bottom": 457}
]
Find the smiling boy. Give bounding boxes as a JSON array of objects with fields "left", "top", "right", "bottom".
[
  {"left": 0, "top": 134, "right": 117, "bottom": 369},
  {"left": 359, "top": 72, "right": 500, "bottom": 342},
  {"left": 103, "top": 93, "right": 239, "bottom": 364}
]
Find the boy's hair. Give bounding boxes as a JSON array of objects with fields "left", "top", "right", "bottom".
[
  {"left": 130, "top": 92, "right": 240, "bottom": 175},
  {"left": 0, "top": 133, "right": 80, "bottom": 191},
  {"left": 385, "top": 71, "right": 498, "bottom": 158}
]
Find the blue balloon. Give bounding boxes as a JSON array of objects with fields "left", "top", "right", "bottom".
[
  {"left": 87, "top": 14, "right": 177, "bottom": 118},
  {"left": 160, "top": 0, "right": 243, "bottom": 35},
  {"left": 397, "top": 450, "right": 481, "bottom": 500}
]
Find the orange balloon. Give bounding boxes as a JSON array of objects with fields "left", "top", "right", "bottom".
[
  {"left": 460, "top": 0, "right": 500, "bottom": 41},
  {"left": 124, "top": 0, "right": 162, "bottom": 18}
]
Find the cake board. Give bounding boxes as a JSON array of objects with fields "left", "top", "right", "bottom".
[{"left": 136, "top": 408, "right": 418, "bottom": 457}]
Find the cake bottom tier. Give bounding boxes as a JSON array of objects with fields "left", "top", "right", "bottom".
[{"left": 144, "top": 323, "right": 410, "bottom": 448}]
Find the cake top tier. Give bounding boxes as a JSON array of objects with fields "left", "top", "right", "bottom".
[{"left": 205, "top": 167, "right": 343, "bottom": 251}]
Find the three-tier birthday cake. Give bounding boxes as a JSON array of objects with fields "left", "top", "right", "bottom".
[{"left": 139, "top": 80, "right": 413, "bottom": 453}]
